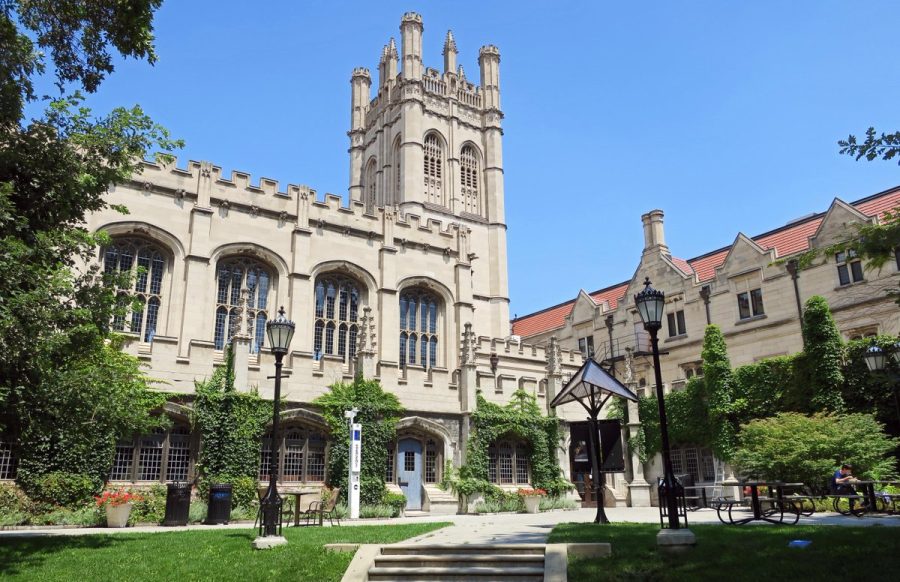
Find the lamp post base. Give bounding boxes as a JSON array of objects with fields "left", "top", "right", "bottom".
[
  {"left": 656, "top": 528, "right": 696, "bottom": 551},
  {"left": 252, "top": 535, "right": 288, "bottom": 550}
]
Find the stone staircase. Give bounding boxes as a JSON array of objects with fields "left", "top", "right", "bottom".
[
  {"left": 366, "top": 544, "right": 550, "bottom": 581},
  {"left": 423, "top": 485, "right": 459, "bottom": 515}
]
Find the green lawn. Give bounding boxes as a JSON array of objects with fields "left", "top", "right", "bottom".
[
  {"left": 0, "top": 522, "right": 449, "bottom": 582},
  {"left": 549, "top": 522, "right": 900, "bottom": 580}
]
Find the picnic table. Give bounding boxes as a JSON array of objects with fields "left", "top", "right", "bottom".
[
  {"left": 716, "top": 481, "right": 800, "bottom": 525},
  {"left": 834, "top": 480, "right": 900, "bottom": 516}
]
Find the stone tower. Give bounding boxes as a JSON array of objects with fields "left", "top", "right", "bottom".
[{"left": 348, "top": 13, "right": 510, "bottom": 338}]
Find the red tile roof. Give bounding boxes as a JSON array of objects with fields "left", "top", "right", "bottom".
[{"left": 512, "top": 187, "right": 900, "bottom": 338}]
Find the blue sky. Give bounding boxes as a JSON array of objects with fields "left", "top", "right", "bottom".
[{"left": 67, "top": 1, "right": 900, "bottom": 318}]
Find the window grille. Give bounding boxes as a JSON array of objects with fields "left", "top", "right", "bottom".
[
  {"left": 307, "top": 431, "right": 327, "bottom": 482},
  {"left": 460, "top": 145, "right": 480, "bottom": 215},
  {"left": 314, "top": 275, "right": 361, "bottom": 363},
  {"left": 259, "top": 426, "right": 329, "bottom": 484},
  {"left": 737, "top": 288, "right": 764, "bottom": 319},
  {"left": 488, "top": 444, "right": 498, "bottom": 483},
  {"left": 399, "top": 289, "right": 440, "bottom": 368},
  {"left": 386, "top": 445, "right": 395, "bottom": 482},
  {"left": 0, "top": 438, "right": 18, "bottom": 480},
  {"left": 498, "top": 442, "right": 514, "bottom": 484},
  {"left": 836, "top": 250, "right": 864, "bottom": 285},
  {"left": 258, "top": 433, "right": 272, "bottom": 481},
  {"left": 138, "top": 429, "right": 165, "bottom": 481},
  {"left": 404, "top": 451, "right": 416, "bottom": 472},
  {"left": 103, "top": 239, "right": 166, "bottom": 342},
  {"left": 213, "top": 258, "right": 271, "bottom": 351},
  {"left": 110, "top": 441, "right": 134, "bottom": 481},
  {"left": 166, "top": 426, "right": 191, "bottom": 482},
  {"left": 425, "top": 440, "right": 437, "bottom": 483},
  {"left": 283, "top": 429, "right": 305, "bottom": 482},
  {"left": 423, "top": 133, "right": 444, "bottom": 206}
]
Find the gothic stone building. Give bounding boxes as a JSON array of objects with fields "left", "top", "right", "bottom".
[
  {"left": 0, "top": 13, "right": 592, "bottom": 513},
  {"left": 513, "top": 186, "right": 900, "bottom": 504}
]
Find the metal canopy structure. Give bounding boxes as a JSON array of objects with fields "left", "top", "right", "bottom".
[{"left": 550, "top": 358, "right": 638, "bottom": 524}]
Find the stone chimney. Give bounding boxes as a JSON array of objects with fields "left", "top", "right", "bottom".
[{"left": 640, "top": 209, "right": 668, "bottom": 253}]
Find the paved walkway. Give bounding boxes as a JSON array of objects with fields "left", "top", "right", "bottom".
[{"left": 1, "top": 507, "right": 898, "bottom": 541}]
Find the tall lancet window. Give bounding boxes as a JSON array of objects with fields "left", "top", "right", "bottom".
[
  {"left": 314, "top": 275, "right": 361, "bottom": 363},
  {"left": 365, "top": 158, "right": 378, "bottom": 211},
  {"left": 460, "top": 145, "right": 480, "bottom": 216},
  {"left": 399, "top": 289, "right": 439, "bottom": 368},
  {"left": 103, "top": 238, "right": 167, "bottom": 343},
  {"left": 423, "top": 133, "right": 444, "bottom": 206},
  {"left": 392, "top": 136, "right": 402, "bottom": 206},
  {"left": 213, "top": 258, "right": 272, "bottom": 353}
]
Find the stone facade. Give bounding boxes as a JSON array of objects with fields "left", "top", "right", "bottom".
[
  {"left": 74, "top": 14, "right": 590, "bottom": 504},
  {"left": 513, "top": 187, "right": 900, "bottom": 501}
]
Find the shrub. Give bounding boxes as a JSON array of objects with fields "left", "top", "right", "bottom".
[
  {"left": 129, "top": 484, "right": 166, "bottom": 524},
  {"left": 188, "top": 501, "right": 207, "bottom": 523},
  {"left": 0, "top": 483, "right": 30, "bottom": 514},
  {"left": 733, "top": 412, "right": 898, "bottom": 486},
  {"left": 383, "top": 492, "right": 406, "bottom": 517},
  {"left": 359, "top": 504, "right": 395, "bottom": 519},
  {"left": 26, "top": 472, "right": 98, "bottom": 507},
  {"left": 539, "top": 497, "right": 579, "bottom": 511}
]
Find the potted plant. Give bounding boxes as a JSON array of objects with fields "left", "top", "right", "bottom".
[
  {"left": 96, "top": 489, "right": 142, "bottom": 528},
  {"left": 518, "top": 488, "right": 547, "bottom": 514}
]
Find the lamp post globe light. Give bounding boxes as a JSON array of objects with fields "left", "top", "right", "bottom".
[
  {"left": 253, "top": 306, "right": 295, "bottom": 550},
  {"left": 862, "top": 343, "right": 900, "bottom": 431},
  {"left": 634, "top": 278, "right": 694, "bottom": 546}
]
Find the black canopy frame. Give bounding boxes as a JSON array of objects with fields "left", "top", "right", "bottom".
[{"left": 550, "top": 358, "right": 638, "bottom": 524}]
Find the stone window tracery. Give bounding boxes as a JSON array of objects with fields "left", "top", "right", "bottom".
[
  {"left": 392, "top": 137, "right": 402, "bottom": 205},
  {"left": 109, "top": 422, "right": 192, "bottom": 483},
  {"left": 488, "top": 438, "right": 530, "bottom": 485},
  {"left": 399, "top": 289, "right": 439, "bottom": 368},
  {"left": 213, "top": 258, "right": 272, "bottom": 353},
  {"left": 103, "top": 238, "right": 166, "bottom": 342},
  {"left": 460, "top": 145, "right": 480, "bottom": 215},
  {"left": 423, "top": 133, "right": 444, "bottom": 206},
  {"left": 314, "top": 275, "right": 361, "bottom": 363},
  {"left": 258, "top": 425, "right": 328, "bottom": 483},
  {"left": 365, "top": 158, "right": 378, "bottom": 211}
]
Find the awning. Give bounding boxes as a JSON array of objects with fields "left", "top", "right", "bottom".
[{"left": 550, "top": 358, "right": 638, "bottom": 409}]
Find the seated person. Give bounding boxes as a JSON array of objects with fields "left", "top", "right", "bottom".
[{"left": 831, "top": 463, "right": 858, "bottom": 494}]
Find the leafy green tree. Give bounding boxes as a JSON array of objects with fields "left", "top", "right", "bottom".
[
  {"left": 701, "top": 325, "right": 737, "bottom": 460},
  {"left": 0, "top": 1, "right": 179, "bottom": 495},
  {"left": 842, "top": 336, "right": 900, "bottom": 440},
  {"left": 733, "top": 412, "right": 898, "bottom": 486},
  {"left": 314, "top": 376, "right": 404, "bottom": 506},
  {"left": 799, "top": 296, "right": 845, "bottom": 412}
]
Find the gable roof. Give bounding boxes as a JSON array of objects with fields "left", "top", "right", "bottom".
[{"left": 512, "top": 186, "right": 900, "bottom": 338}]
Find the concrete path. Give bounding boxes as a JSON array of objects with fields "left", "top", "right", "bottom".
[{"left": 1, "top": 507, "right": 898, "bottom": 540}]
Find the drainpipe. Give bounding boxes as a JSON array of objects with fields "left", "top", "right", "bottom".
[
  {"left": 786, "top": 259, "right": 804, "bottom": 345},
  {"left": 604, "top": 314, "right": 615, "bottom": 377}
]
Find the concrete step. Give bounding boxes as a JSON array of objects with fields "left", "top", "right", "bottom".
[
  {"left": 374, "top": 553, "right": 544, "bottom": 569},
  {"left": 381, "top": 544, "right": 546, "bottom": 556},
  {"left": 367, "top": 566, "right": 544, "bottom": 581}
]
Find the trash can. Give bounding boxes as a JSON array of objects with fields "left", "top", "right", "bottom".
[
  {"left": 205, "top": 483, "right": 232, "bottom": 525},
  {"left": 163, "top": 482, "right": 191, "bottom": 526}
]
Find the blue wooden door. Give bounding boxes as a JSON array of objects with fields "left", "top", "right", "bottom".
[{"left": 397, "top": 438, "right": 422, "bottom": 510}]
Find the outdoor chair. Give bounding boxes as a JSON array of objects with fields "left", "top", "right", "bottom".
[{"left": 298, "top": 487, "right": 342, "bottom": 526}]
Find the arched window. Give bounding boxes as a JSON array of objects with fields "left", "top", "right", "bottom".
[
  {"left": 459, "top": 145, "right": 481, "bottom": 215},
  {"left": 258, "top": 426, "right": 329, "bottom": 483},
  {"left": 423, "top": 133, "right": 444, "bottom": 206},
  {"left": 392, "top": 136, "right": 402, "bottom": 205},
  {"left": 365, "top": 157, "right": 378, "bottom": 211},
  {"left": 214, "top": 258, "right": 272, "bottom": 353},
  {"left": 314, "top": 275, "right": 361, "bottom": 363},
  {"left": 488, "top": 438, "right": 530, "bottom": 485},
  {"left": 399, "top": 289, "right": 439, "bottom": 368},
  {"left": 109, "top": 422, "right": 193, "bottom": 483},
  {"left": 103, "top": 238, "right": 166, "bottom": 342}
]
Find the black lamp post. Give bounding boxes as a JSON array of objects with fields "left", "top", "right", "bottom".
[
  {"left": 863, "top": 343, "right": 900, "bottom": 428},
  {"left": 257, "top": 306, "right": 295, "bottom": 543},
  {"left": 634, "top": 277, "right": 681, "bottom": 530}
]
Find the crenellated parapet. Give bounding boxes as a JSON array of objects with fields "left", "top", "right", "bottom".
[{"left": 124, "top": 155, "right": 469, "bottom": 252}]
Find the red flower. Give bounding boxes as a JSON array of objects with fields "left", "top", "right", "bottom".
[
  {"left": 95, "top": 489, "right": 143, "bottom": 507},
  {"left": 517, "top": 488, "right": 548, "bottom": 497}
]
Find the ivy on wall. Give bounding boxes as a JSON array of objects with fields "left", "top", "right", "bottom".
[
  {"left": 193, "top": 348, "right": 270, "bottom": 508},
  {"left": 459, "top": 389, "right": 569, "bottom": 497},
  {"left": 314, "top": 375, "right": 404, "bottom": 506},
  {"left": 799, "top": 295, "right": 845, "bottom": 412},
  {"left": 701, "top": 325, "right": 737, "bottom": 460}
]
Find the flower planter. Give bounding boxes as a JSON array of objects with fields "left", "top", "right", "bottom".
[
  {"left": 523, "top": 495, "right": 541, "bottom": 514},
  {"left": 106, "top": 503, "right": 133, "bottom": 528}
]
